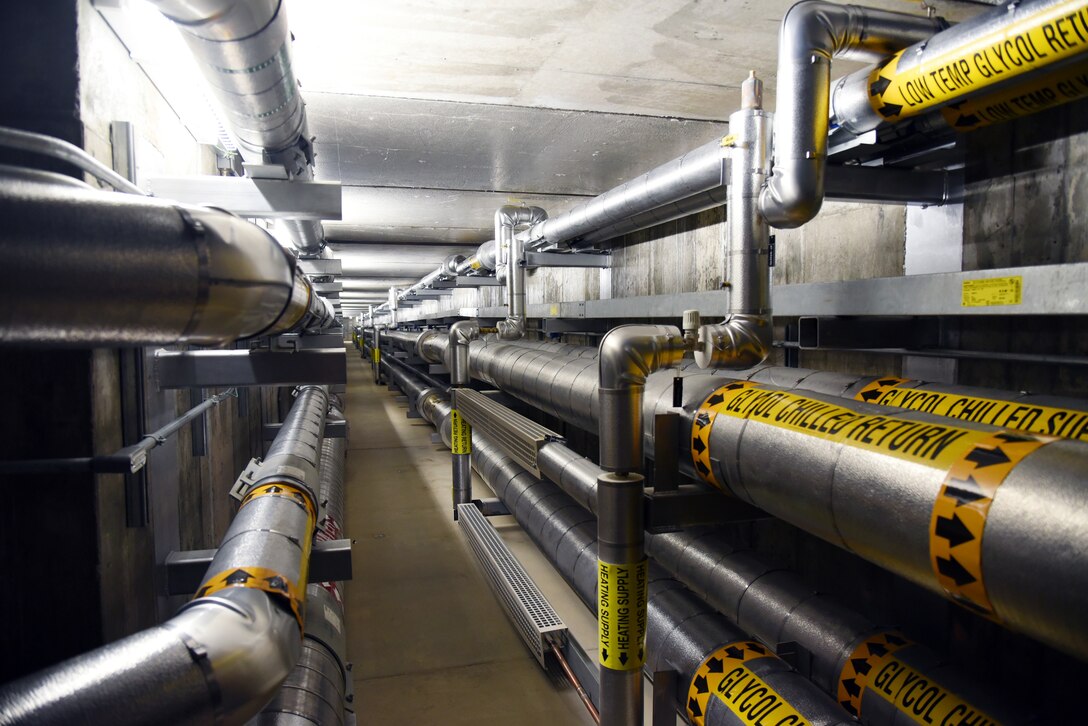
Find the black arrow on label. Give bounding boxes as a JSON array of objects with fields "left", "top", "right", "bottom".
[
  {"left": 937, "top": 555, "right": 977, "bottom": 586},
  {"left": 693, "top": 437, "right": 707, "bottom": 454},
  {"left": 619, "top": 652, "right": 629, "bottom": 666},
  {"left": 706, "top": 657, "right": 724, "bottom": 674},
  {"left": 954, "top": 113, "right": 981, "bottom": 128},
  {"left": 225, "top": 569, "right": 252, "bottom": 585},
  {"left": 879, "top": 102, "right": 904, "bottom": 118},
  {"left": 707, "top": 392, "right": 725, "bottom": 407},
  {"left": 877, "top": 378, "right": 901, "bottom": 387},
  {"left": 965, "top": 446, "right": 1011, "bottom": 468},
  {"left": 869, "top": 76, "right": 891, "bottom": 97},
  {"left": 689, "top": 697, "right": 703, "bottom": 718},
  {"left": 725, "top": 382, "right": 748, "bottom": 391},
  {"left": 694, "top": 674, "right": 709, "bottom": 694},
  {"left": 884, "top": 633, "right": 907, "bottom": 646},
  {"left": 851, "top": 657, "right": 872, "bottom": 676},
  {"left": 843, "top": 678, "right": 862, "bottom": 698},
  {"left": 696, "top": 460, "right": 711, "bottom": 475},
  {"left": 724, "top": 646, "right": 746, "bottom": 660},
  {"left": 747, "top": 643, "right": 767, "bottom": 656},
  {"left": 841, "top": 700, "right": 859, "bottom": 717},
  {"left": 944, "top": 476, "right": 988, "bottom": 506},
  {"left": 867, "top": 642, "right": 887, "bottom": 658},
  {"left": 860, "top": 388, "right": 884, "bottom": 403},
  {"left": 602, "top": 649, "right": 608, "bottom": 661},
  {"left": 638, "top": 649, "right": 644, "bottom": 661},
  {"left": 935, "top": 513, "right": 975, "bottom": 548}
]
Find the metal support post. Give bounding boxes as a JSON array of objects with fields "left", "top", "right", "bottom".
[{"left": 449, "top": 321, "right": 480, "bottom": 518}]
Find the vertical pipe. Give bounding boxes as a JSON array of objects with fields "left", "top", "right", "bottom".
[
  {"left": 449, "top": 321, "right": 480, "bottom": 518},
  {"left": 596, "top": 325, "right": 689, "bottom": 726}
]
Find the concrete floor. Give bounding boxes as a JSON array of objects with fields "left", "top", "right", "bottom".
[{"left": 342, "top": 352, "right": 595, "bottom": 724}]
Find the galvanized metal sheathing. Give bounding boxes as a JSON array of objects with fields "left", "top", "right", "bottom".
[
  {"left": 409, "top": 335, "right": 1088, "bottom": 660},
  {"left": 0, "top": 386, "right": 329, "bottom": 725},
  {"left": 399, "top": 383, "right": 852, "bottom": 726},
  {"left": 0, "top": 178, "right": 335, "bottom": 347}
]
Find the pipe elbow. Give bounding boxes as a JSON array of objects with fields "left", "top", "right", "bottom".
[
  {"left": 449, "top": 320, "right": 480, "bottom": 346},
  {"left": 496, "top": 317, "right": 525, "bottom": 341},
  {"left": 598, "top": 324, "right": 687, "bottom": 390},
  {"left": 760, "top": 159, "right": 825, "bottom": 229},
  {"left": 693, "top": 314, "right": 773, "bottom": 370},
  {"left": 167, "top": 588, "right": 301, "bottom": 722}
]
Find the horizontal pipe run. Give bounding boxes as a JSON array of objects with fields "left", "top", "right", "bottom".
[
  {"left": 384, "top": 368, "right": 851, "bottom": 726},
  {"left": 410, "top": 334, "right": 1088, "bottom": 660},
  {"left": 0, "top": 178, "right": 335, "bottom": 347},
  {"left": 0, "top": 386, "right": 330, "bottom": 725},
  {"left": 528, "top": 137, "right": 729, "bottom": 249},
  {"left": 0, "top": 126, "right": 146, "bottom": 194}
]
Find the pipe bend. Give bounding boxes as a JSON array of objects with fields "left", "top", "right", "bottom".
[
  {"left": 694, "top": 314, "right": 773, "bottom": 369},
  {"left": 496, "top": 316, "right": 525, "bottom": 341},
  {"left": 598, "top": 324, "right": 688, "bottom": 390}
]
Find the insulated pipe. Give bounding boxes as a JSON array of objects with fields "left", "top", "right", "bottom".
[
  {"left": 759, "top": 1, "right": 945, "bottom": 228},
  {"left": 695, "top": 73, "right": 774, "bottom": 370},
  {"left": 831, "top": 0, "right": 1088, "bottom": 136},
  {"left": 254, "top": 433, "right": 350, "bottom": 726},
  {"left": 449, "top": 323, "right": 479, "bottom": 517},
  {"left": 596, "top": 325, "right": 689, "bottom": 726},
  {"left": 0, "top": 178, "right": 334, "bottom": 346},
  {"left": 531, "top": 442, "right": 1023, "bottom": 724},
  {"left": 0, "top": 386, "right": 329, "bottom": 726},
  {"left": 391, "top": 379, "right": 852, "bottom": 726},
  {"left": 454, "top": 240, "right": 498, "bottom": 275},
  {"left": 494, "top": 206, "right": 547, "bottom": 340},
  {"left": 151, "top": 0, "right": 326, "bottom": 254},
  {"left": 527, "top": 137, "right": 729, "bottom": 249},
  {"left": 413, "top": 337, "right": 1088, "bottom": 659},
  {"left": 571, "top": 186, "right": 730, "bottom": 249},
  {"left": 151, "top": 0, "right": 306, "bottom": 163}
]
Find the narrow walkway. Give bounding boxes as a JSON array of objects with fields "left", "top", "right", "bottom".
[{"left": 342, "top": 350, "right": 590, "bottom": 724}]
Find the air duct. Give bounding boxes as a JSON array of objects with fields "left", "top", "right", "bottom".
[
  {"left": 152, "top": 0, "right": 326, "bottom": 255},
  {"left": 0, "top": 177, "right": 335, "bottom": 347},
  {"left": 0, "top": 386, "right": 330, "bottom": 725}
]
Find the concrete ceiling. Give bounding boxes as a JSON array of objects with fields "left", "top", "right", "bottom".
[{"left": 288, "top": 0, "right": 980, "bottom": 288}]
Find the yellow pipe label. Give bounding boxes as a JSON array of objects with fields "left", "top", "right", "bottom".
[
  {"left": 837, "top": 631, "right": 912, "bottom": 717},
  {"left": 869, "top": 654, "right": 1000, "bottom": 725},
  {"left": 372, "top": 347, "right": 380, "bottom": 364},
  {"left": 691, "top": 381, "right": 992, "bottom": 487},
  {"left": 930, "top": 430, "right": 1052, "bottom": 617},
  {"left": 687, "top": 641, "right": 810, "bottom": 726},
  {"left": 856, "top": 380, "right": 1088, "bottom": 441},
  {"left": 196, "top": 565, "right": 307, "bottom": 630},
  {"left": 598, "top": 559, "right": 648, "bottom": 671},
  {"left": 450, "top": 409, "right": 472, "bottom": 454},
  {"left": 943, "top": 59, "right": 1088, "bottom": 130},
  {"left": 867, "top": 0, "right": 1088, "bottom": 123}
]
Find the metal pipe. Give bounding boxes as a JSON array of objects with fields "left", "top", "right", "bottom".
[
  {"left": 455, "top": 240, "right": 498, "bottom": 275},
  {"left": 571, "top": 186, "right": 730, "bottom": 249},
  {"left": 695, "top": 73, "right": 774, "bottom": 370},
  {"left": 0, "top": 125, "right": 146, "bottom": 195},
  {"left": 254, "top": 433, "right": 350, "bottom": 726},
  {"left": 448, "top": 321, "right": 480, "bottom": 517},
  {"left": 527, "top": 137, "right": 729, "bottom": 249},
  {"left": 596, "top": 325, "right": 688, "bottom": 726},
  {"left": 832, "top": 0, "right": 1088, "bottom": 136},
  {"left": 399, "top": 382, "right": 852, "bottom": 726},
  {"left": 494, "top": 206, "right": 547, "bottom": 339},
  {"left": 531, "top": 441, "right": 1023, "bottom": 724},
  {"left": 759, "top": 1, "right": 945, "bottom": 228},
  {"left": 0, "top": 386, "right": 329, "bottom": 725},
  {"left": 414, "top": 337, "right": 1088, "bottom": 659},
  {"left": 0, "top": 178, "right": 334, "bottom": 347},
  {"left": 549, "top": 640, "right": 600, "bottom": 725}
]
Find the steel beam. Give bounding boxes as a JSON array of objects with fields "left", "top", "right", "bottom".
[
  {"left": 154, "top": 349, "right": 347, "bottom": 388},
  {"left": 164, "top": 539, "right": 353, "bottom": 595},
  {"left": 147, "top": 176, "right": 342, "bottom": 219}
]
